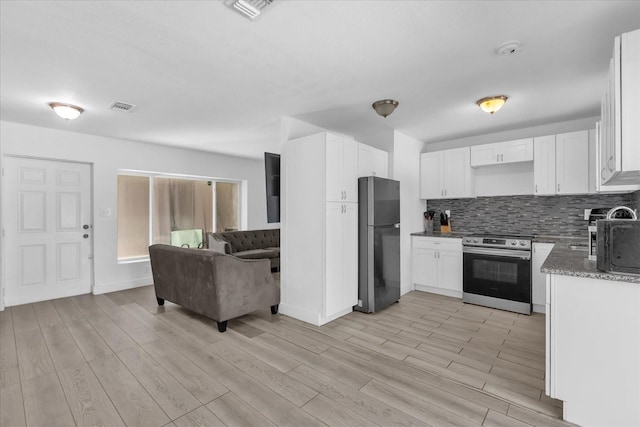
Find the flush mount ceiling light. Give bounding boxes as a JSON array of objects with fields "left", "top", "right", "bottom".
[
  {"left": 48, "top": 102, "right": 84, "bottom": 120},
  {"left": 229, "top": 0, "right": 273, "bottom": 21},
  {"left": 476, "top": 95, "right": 508, "bottom": 115},
  {"left": 372, "top": 99, "right": 399, "bottom": 118}
]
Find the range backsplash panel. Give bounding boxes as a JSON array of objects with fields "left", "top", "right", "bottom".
[{"left": 426, "top": 191, "right": 639, "bottom": 238}]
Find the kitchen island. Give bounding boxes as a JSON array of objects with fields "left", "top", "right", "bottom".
[{"left": 541, "top": 247, "right": 640, "bottom": 426}]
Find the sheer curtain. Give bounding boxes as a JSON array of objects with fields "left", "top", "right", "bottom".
[{"left": 152, "top": 178, "right": 213, "bottom": 244}]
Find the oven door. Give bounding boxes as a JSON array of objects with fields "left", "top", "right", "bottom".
[{"left": 463, "top": 247, "right": 531, "bottom": 303}]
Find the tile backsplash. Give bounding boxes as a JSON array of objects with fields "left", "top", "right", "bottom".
[{"left": 426, "top": 191, "right": 640, "bottom": 238}]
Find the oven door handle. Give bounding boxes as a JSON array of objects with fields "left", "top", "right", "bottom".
[{"left": 463, "top": 247, "right": 531, "bottom": 260}]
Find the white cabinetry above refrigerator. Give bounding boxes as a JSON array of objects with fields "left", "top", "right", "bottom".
[{"left": 358, "top": 143, "right": 388, "bottom": 178}]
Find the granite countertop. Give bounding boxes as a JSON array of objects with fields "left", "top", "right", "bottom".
[
  {"left": 541, "top": 242, "right": 640, "bottom": 284},
  {"left": 411, "top": 231, "right": 466, "bottom": 239}
]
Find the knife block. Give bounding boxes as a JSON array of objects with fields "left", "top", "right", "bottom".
[{"left": 440, "top": 222, "right": 451, "bottom": 233}]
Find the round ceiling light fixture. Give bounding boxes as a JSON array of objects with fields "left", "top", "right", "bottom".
[
  {"left": 372, "top": 99, "right": 399, "bottom": 118},
  {"left": 476, "top": 95, "right": 508, "bottom": 114},
  {"left": 49, "top": 102, "right": 84, "bottom": 120}
]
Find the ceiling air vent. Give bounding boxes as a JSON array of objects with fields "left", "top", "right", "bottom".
[
  {"left": 109, "top": 101, "right": 136, "bottom": 112},
  {"left": 226, "top": 0, "right": 273, "bottom": 21}
]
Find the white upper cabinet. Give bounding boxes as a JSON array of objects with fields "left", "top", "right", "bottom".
[
  {"left": 592, "top": 123, "right": 640, "bottom": 193},
  {"left": 326, "top": 134, "right": 358, "bottom": 203},
  {"left": 556, "top": 131, "right": 589, "bottom": 194},
  {"left": 420, "top": 152, "right": 442, "bottom": 199},
  {"left": 470, "top": 138, "right": 533, "bottom": 167},
  {"left": 443, "top": 148, "right": 473, "bottom": 198},
  {"left": 358, "top": 143, "right": 388, "bottom": 178},
  {"left": 534, "top": 135, "right": 556, "bottom": 195},
  {"left": 534, "top": 131, "right": 589, "bottom": 195},
  {"left": 420, "top": 147, "right": 473, "bottom": 199},
  {"left": 600, "top": 29, "right": 640, "bottom": 185}
]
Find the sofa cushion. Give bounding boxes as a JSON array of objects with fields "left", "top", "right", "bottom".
[
  {"left": 233, "top": 249, "right": 279, "bottom": 260},
  {"left": 266, "top": 247, "right": 280, "bottom": 255}
]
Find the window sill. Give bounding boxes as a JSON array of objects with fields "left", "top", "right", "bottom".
[{"left": 117, "top": 256, "right": 150, "bottom": 264}]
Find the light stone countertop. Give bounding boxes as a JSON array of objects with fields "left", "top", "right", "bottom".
[
  {"left": 540, "top": 241, "right": 640, "bottom": 284},
  {"left": 410, "top": 231, "right": 465, "bottom": 239}
]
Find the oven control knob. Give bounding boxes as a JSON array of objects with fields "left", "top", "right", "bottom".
[
  {"left": 519, "top": 240, "right": 526, "bottom": 246},
  {"left": 473, "top": 239, "right": 479, "bottom": 243},
  {"left": 511, "top": 241, "right": 517, "bottom": 246}
]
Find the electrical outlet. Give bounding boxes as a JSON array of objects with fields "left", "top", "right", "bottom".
[
  {"left": 584, "top": 209, "right": 592, "bottom": 220},
  {"left": 445, "top": 210, "right": 451, "bottom": 218}
]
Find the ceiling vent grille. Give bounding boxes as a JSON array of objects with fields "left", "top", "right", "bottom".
[
  {"left": 226, "top": 0, "right": 273, "bottom": 21},
  {"left": 109, "top": 101, "right": 136, "bottom": 112}
]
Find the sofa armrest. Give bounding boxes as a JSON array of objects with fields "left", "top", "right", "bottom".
[{"left": 211, "top": 255, "right": 279, "bottom": 322}]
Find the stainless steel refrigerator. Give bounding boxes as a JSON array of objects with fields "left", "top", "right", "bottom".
[{"left": 355, "top": 176, "right": 401, "bottom": 313}]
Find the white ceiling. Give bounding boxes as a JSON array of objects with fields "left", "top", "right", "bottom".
[{"left": 1, "top": 1, "right": 639, "bottom": 159}]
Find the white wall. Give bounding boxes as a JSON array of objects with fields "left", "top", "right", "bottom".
[
  {"left": 393, "top": 131, "right": 425, "bottom": 296},
  {"left": 0, "top": 120, "right": 272, "bottom": 300}
]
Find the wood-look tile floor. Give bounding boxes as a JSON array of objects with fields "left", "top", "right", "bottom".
[{"left": 0, "top": 287, "right": 576, "bottom": 427}]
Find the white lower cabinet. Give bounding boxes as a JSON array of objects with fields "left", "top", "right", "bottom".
[
  {"left": 531, "top": 243, "right": 553, "bottom": 313},
  {"left": 546, "top": 274, "right": 640, "bottom": 426},
  {"left": 411, "top": 237, "right": 462, "bottom": 297}
]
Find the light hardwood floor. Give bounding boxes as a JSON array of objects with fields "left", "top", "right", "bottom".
[{"left": 0, "top": 287, "right": 576, "bottom": 427}]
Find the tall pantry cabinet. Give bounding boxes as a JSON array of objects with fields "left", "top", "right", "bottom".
[{"left": 281, "top": 132, "right": 359, "bottom": 326}]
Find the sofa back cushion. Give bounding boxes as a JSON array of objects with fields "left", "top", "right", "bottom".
[{"left": 209, "top": 229, "right": 279, "bottom": 253}]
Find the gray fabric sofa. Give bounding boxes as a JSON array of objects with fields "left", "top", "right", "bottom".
[
  {"left": 149, "top": 244, "right": 280, "bottom": 332},
  {"left": 207, "top": 229, "right": 280, "bottom": 270}
]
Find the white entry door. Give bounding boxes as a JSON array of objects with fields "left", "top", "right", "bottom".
[{"left": 3, "top": 157, "right": 92, "bottom": 306}]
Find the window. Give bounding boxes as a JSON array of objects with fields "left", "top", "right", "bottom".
[
  {"left": 117, "top": 175, "right": 149, "bottom": 259},
  {"left": 117, "top": 173, "right": 241, "bottom": 261}
]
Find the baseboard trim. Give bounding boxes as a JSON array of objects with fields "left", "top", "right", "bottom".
[
  {"left": 279, "top": 303, "right": 353, "bottom": 326},
  {"left": 414, "top": 284, "right": 462, "bottom": 299},
  {"left": 532, "top": 303, "right": 546, "bottom": 314},
  {"left": 93, "top": 277, "right": 153, "bottom": 295}
]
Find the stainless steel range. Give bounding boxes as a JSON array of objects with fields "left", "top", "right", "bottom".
[{"left": 462, "top": 234, "right": 532, "bottom": 315}]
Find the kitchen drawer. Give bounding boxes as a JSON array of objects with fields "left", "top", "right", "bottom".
[{"left": 412, "top": 236, "right": 462, "bottom": 251}]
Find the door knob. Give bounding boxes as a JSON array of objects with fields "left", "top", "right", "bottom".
[
  {"left": 83, "top": 224, "right": 89, "bottom": 229},
  {"left": 83, "top": 234, "right": 89, "bottom": 239}
]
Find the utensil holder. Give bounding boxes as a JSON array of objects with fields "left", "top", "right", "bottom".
[{"left": 424, "top": 219, "right": 433, "bottom": 233}]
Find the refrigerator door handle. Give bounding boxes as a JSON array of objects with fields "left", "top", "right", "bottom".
[{"left": 394, "top": 223, "right": 400, "bottom": 228}]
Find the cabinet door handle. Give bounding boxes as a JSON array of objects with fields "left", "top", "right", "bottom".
[
  {"left": 496, "top": 154, "right": 499, "bottom": 162},
  {"left": 535, "top": 184, "right": 538, "bottom": 193},
  {"left": 557, "top": 184, "right": 560, "bottom": 192},
  {"left": 501, "top": 154, "right": 504, "bottom": 162}
]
